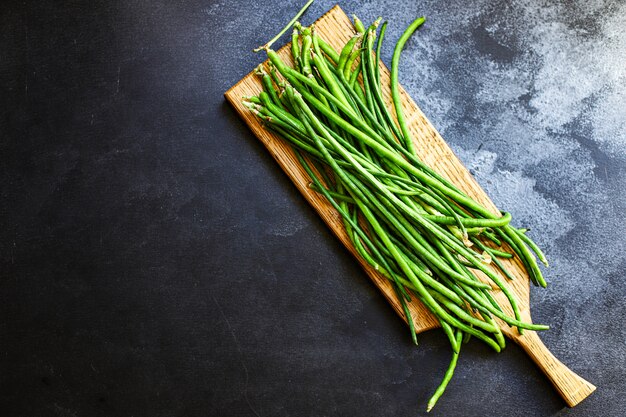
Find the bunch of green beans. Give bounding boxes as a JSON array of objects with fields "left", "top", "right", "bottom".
[{"left": 244, "top": 3, "right": 549, "bottom": 410}]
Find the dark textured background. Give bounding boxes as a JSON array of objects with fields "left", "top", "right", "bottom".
[{"left": 1, "top": 1, "right": 625, "bottom": 416}]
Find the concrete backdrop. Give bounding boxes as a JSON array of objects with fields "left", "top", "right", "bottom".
[{"left": 1, "top": 0, "right": 625, "bottom": 416}]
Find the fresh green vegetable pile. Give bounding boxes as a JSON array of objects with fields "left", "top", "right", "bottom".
[{"left": 243, "top": 1, "right": 549, "bottom": 410}]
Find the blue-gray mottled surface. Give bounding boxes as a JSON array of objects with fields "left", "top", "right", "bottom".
[{"left": 1, "top": 0, "right": 624, "bottom": 416}]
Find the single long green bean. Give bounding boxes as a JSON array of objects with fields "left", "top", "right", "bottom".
[
  {"left": 254, "top": 0, "right": 314, "bottom": 52},
  {"left": 391, "top": 16, "right": 425, "bottom": 154},
  {"left": 515, "top": 227, "right": 549, "bottom": 266},
  {"left": 427, "top": 330, "right": 463, "bottom": 412}
]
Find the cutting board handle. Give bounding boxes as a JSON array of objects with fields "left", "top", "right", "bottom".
[{"left": 516, "top": 330, "right": 595, "bottom": 407}]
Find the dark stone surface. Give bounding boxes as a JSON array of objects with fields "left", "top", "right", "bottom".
[{"left": 1, "top": 1, "right": 625, "bottom": 416}]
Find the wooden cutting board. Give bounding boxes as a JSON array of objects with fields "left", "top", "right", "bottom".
[{"left": 224, "top": 4, "right": 595, "bottom": 407}]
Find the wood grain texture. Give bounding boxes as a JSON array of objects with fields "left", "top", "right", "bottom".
[{"left": 224, "top": 4, "right": 595, "bottom": 406}]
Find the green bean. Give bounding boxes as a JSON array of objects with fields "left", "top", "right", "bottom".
[
  {"left": 515, "top": 227, "right": 549, "bottom": 266},
  {"left": 494, "top": 227, "right": 536, "bottom": 285},
  {"left": 245, "top": 12, "right": 551, "bottom": 410},
  {"left": 353, "top": 15, "right": 366, "bottom": 34},
  {"left": 300, "top": 31, "right": 313, "bottom": 76},
  {"left": 343, "top": 48, "right": 361, "bottom": 81},
  {"left": 314, "top": 35, "right": 340, "bottom": 64},
  {"left": 391, "top": 16, "right": 425, "bottom": 154},
  {"left": 338, "top": 34, "right": 362, "bottom": 74},
  {"left": 422, "top": 211, "right": 511, "bottom": 228},
  {"left": 291, "top": 29, "right": 301, "bottom": 71},
  {"left": 486, "top": 247, "right": 514, "bottom": 259},
  {"left": 470, "top": 237, "right": 516, "bottom": 281},
  {"left": 259, "top": 71, "right": 284, "bottom": 109},
  {"left": 505, "top": 226, "right": 545, "bottom": 283},
  {"left": 349, "top": 60, "right": 362, "bottom": 89},
  {"left": 428, "top": 290, "right": 498, "bottom": 334},
  {"left": 427, "top": 330, "right": 462, "bottom": 412},
  {"left": 483, "top": 229, "right": 502, "bottom": 246},
  {"left": 254, "top": 0, "right": 314, "bottom": 52},
  {"left": 309, "top": 183, "right": 355, "bottom": 204},
  {"left": 374, "top": 21, "right": 387, "bottom": 87}
]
